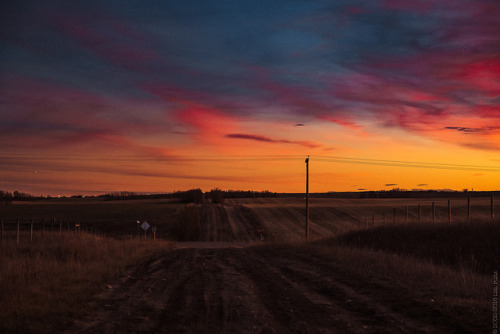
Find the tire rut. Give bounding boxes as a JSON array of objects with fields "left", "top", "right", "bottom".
[
  {"left": 251, "top": 249, "right": 447, "bottom": 334},
  {"left": 68, "top": 246, "right": 458, "bottom": 333}
]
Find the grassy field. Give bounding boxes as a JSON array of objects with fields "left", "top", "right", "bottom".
[
  {"left": 1, "top": 196, "right": 497, "bottom": 332},
  {"left": 0, "top": 232, "right": 172, "bottom": 333},
  {"left": 286, "top": 240, "right": 492, "bottom": 333},
  {"left": 1, "top": 198, "right": 181, "bottom": 239}
]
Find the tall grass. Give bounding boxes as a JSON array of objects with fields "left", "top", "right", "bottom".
[
  {"left": 330, "top": 221, "right": 500, "bottom": 274},
  {"left": 278, "top": 221, "right": 495, "bottom": 333},
  {"left": 0, "top": 232, "right": 171, "bottom": 333},
  {"left": 313, "top": 245, "right": 490, "bottom": 332}
]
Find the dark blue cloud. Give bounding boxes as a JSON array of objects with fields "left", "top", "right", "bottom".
[{"left": 1, "top": 0, "right": 499, "bottom": 151}]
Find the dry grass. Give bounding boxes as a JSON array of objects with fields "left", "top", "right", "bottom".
[
  {"left": 329, "top": 220, "right": 500, "bottom": 274},
  {"left": 317, "top": 245, "right": 489, "bottom": 332},
  {"left": 291, "top": 221, "right": 498, "bottom": 332},
  {"left": 264, "top": 238, "right": 489, "bottom": 332},
  {"left": 0, "top": 232, "right": 171, "bottom": 333},
  {"left": 254, "top": 219, "right": 497, "bottom": 332}
]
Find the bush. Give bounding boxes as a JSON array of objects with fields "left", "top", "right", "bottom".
[{"left": 208, "top": 188, "right": 225, "bottom": 204}]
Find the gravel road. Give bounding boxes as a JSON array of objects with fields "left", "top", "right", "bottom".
[{"left": 69, "top": 243, "right": 453, "bottom": 334}]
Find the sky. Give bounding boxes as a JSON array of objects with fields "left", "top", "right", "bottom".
[{"left": 1, "top": 0, "right": 499, "bottom": 195}]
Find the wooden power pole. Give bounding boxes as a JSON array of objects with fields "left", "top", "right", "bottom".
[{"left": 305, "top": 156, "right": 310, "bottom": 241}]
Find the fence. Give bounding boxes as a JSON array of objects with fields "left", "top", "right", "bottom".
[
  {"left": 362, "top": 196, "right": 496, "bottom": 228},
  {"left": 0, "top": 218, "right": 105, "bottom": 245}
]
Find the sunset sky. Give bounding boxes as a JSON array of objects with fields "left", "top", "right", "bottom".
[{"left": 1, "top": 0, "right": 499, "bottom": 195}]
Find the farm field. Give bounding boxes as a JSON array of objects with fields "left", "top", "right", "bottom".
[
  {"left": 1, "top": 196, "right": 498, "bottom": 333},
  {"left": 3, "top": 196, "right": 495, "bottom": 242}
]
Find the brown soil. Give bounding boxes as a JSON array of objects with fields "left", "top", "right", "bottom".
[{"left": 68, "top": 243, "right": 458, "bottom": 334}]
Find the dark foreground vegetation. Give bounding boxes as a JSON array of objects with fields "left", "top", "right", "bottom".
[
  {"left": 329, "top": 221, "right": 500, "bottom": 275},
  {"left": 0, "top": 197, "right": 497, "bottom": 333},
  {"left": 0, "top": 233, "right": 172, "bottom": 333}
]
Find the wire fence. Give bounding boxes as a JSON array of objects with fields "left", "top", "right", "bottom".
[
  {"left": 0, "top": 219, "right": 105, "bottom": 245},
  {"left": 357, "top": 196, "right": 496, "bottom": 229}
]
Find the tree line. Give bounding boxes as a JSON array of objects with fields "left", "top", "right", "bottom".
[
  {"left": 0, "top": 190, "right": 33, "bottom": 203},
  {"left": 0, "top": 188, "right": 278, "bottom": 204}
]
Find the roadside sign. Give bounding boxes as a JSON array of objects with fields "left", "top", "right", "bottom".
[
  {"left": 141, "top": 221, "right": 150, "bottom": 231},
  {"left": 257, "top": 227, "right": 265, "bottom": 241}
]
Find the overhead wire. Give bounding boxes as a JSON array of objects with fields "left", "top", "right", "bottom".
[{"left": 1, "top": 153, "right": 499, "bottom": 172}]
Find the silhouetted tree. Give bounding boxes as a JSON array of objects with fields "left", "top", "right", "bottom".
[
  {"left": 208, "top": 188, "right": 225, "bottom": 204},
  {"left": 180, "top": 189, "right": 203, "bottom": 204}
]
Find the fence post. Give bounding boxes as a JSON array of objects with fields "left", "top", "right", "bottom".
[
  {"left": 31, "top": 220, "right": 33, "bottom": 242},
  {"left": 1, "top": 220, "right": 3, "bottom": 245},
  {"left": 418, "top": 204, "right": 421, "bottom": 223},
  {"left": 448, "top": 200, "right": 452, "bottom": 223},
  {"left": 17, "top": 219, "right": 20, "bottom": 244},
  {"left": 432, "top": 202, "right": 435, "bottom": 223},
  {"left": 41, "top": 218, "right": 44, "bottom": 237},
  {"left": 492, "top": 195, "right": 495, "bottom": 221},
  {"left": 405, "top": 206, "right": 408, "bottom": 224},
  {"left": 467, "top": 197, "right": 471, "bottom": 222},
  {"left": 393, "top": 208, "right": 396, "bottom": 224},
  {"left": 59, "top": 221, "right": 62, "bottom": 236}
]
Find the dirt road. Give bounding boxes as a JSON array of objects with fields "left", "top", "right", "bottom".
[
  {"left": 198, "top": 204, "right": 264, "bottom": 242},
  {"left": 69, "top": 244, "right": 454, "bottom": 334}
]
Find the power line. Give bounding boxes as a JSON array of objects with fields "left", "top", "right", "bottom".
[
  {"left": 1, "top": 153, "right": 499, "bottom": 172},
  {"left": 314, "top": 155, "right": 500, "bottom": 173},
  {"left": 0, "top": 154, "right": 303, "bottom": 162}
]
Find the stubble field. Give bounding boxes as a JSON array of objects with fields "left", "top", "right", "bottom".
[{"left": 1, "top": 196, "right": 498, "bottom": 333}]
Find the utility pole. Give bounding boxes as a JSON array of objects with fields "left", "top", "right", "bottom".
[{"left": 305, "top": 156, "right": 310, "bottom": 241}]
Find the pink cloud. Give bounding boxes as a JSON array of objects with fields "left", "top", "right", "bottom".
[
  {"left": 141, "top": 83, "right": 242, "bottom": 135},
  {"left": 327, "top": 47, "right": 500, "bottom": 150},
  {"left": 317, "top": 116, "right": 365, "bottom": 133},
  {"left": 0, "top": 75, "right": 176, "bottom": 157},
  {"left": 457, "top": 58, "right": 500, "bottom": 97},
  {"left": 248, "top": 65, "right": 365, "bottom": 131},
  {"left": 48, "top": 10, "right": 160, "bottom": 72},
  {"left": 174, "top": 100, "right": 239, "bottom": 135},
  {"left": 226, "top": 133, "right": 320, "bottom": 148}
]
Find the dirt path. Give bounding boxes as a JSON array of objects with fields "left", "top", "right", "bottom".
[{"left": 68, "top": 244, "right": 454, "bottom": 334}]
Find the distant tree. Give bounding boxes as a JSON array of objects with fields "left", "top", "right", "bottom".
[
  {"left": 180, "top": 189, "right": 203, "bottom": 204},
  {"left": 208, "top": 188, "right": 225, "bottom": 204},
  {"left": 1, "top": 190, "right": 14, "bottom": 204},
  {"left": 13, "top": 190, "right": 32, "bottom": 199}
]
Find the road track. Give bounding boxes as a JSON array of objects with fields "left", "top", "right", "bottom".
[{"left": 69, "top": 244, "right": 454, "bottom": 333}]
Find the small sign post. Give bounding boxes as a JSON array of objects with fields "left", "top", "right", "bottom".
[
  {"left": 151, "top": 226, "right": 157, "bottom": 241},
  {"left": 141, "top": 221, "right": 150, "bottom": 239},
  {"left": 257, "top": 227, "right": 265, "bottom": 241}
]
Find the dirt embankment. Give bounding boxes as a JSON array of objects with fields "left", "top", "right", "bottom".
[{"left": 69, "top": 245, "right": 459, "bottom": 334}]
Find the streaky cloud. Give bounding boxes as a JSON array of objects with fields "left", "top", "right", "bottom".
[{"left": 226, "top": 133, "right": 320, "bottom": 148}]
